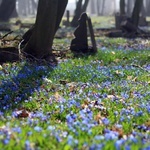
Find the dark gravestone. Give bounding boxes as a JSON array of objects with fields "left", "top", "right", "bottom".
[
  {"left": 87, "top": 17, "right": 97, "bottom": 53},
  {"left": 70, "top": 13, "right": 88, "bottom": 53},
  {"left": 70, "top": 13, "right": 97, "bottom": 53}
]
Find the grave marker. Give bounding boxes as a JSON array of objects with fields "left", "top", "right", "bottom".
[{"left": 70, "top": 13, "right": 97, "bottom": 53}]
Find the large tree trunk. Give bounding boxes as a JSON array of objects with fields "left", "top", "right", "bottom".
[
  {"left": 131, "top": 0, "right": 143, "bottom": 27},
  {"left": 23, "top": 0, "right": 68, "bottom": 59},
  {"left": 71, "top": 0, "right": 89, "bottom": 27},
  {"left": 0, "top": 0, "right": 17, "bottom": 21}
]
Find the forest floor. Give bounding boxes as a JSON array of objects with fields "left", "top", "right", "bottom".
[{"left": 0, "top": 16, "right": 150, "bottom": 150}]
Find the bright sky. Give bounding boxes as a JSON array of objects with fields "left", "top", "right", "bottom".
[{"left": 66, "top": 0, "right": 76, "bottom": 10}]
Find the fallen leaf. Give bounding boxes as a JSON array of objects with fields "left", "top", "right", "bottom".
[
  {"left": 16, "top": 109, "right": 29, "bottom": 118},
  {"left": 127, "top": 76, "right": 133, "bottom": 80}
]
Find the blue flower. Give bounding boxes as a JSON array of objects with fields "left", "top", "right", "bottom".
[
  {"left": 12, "top": 127, "right": 21, "bottom": 133},
  {"left": 47, "top": 126, "right": 55, "bottom": 131},
  {"left": 94, "top": 135, "right": 104, "bottom": 140},
  {"left": 125, "top": 145, "right": 131, "bottom": 150},
  {"left": 143, "top": 146, "right": 150, "bottom": 150},
  {"left": 67, "top": 135, "right": 78, "bottom": 146},
  {"left": 146, "top": 106, "right": 150, "bottom": 114},
  {"left": 25, "top": 140, "right": 32, "bottom": 150},
  {"left": 135, "top": 111, "right": 143, "bottom": 117},
  {"left": 34, "top": 126, "right": 42, "bottom": 132},
  {"left": 102, "top": 118, "right": 110, "bottom": 125},
  {"left": 89, "top": 144, "right": 104, "bottom": 150},
  {"left": 104, "top": 131, "right": 118, "bottom": 140},
  {"left": 3, "top": 138, "right": 10, "bottom": 145},
  {"left": 115, "top": 139, "right": 124, "bottom": 150}
]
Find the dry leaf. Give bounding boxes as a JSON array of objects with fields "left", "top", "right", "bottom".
[
  {"left": 132, "top": 77, "right": 137, "bottom": 82},
  {"left": 16, "top": 109, "right": 29, "bottom": 118},
  {"left": 112, "top": 126, "right": 124, "bottom": 139},
  {"left": 127, "top": 76, "right": 133, "bottom": 80}
]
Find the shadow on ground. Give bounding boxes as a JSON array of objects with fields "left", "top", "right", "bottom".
[{"left": 0, "top": 61, "right": 54, "bottom": 113}]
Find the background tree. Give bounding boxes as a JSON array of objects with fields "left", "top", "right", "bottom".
[
  {"left": 18, "top": 0, "right": 38, "bottom": 16},
  {"left": 71, "top": 0, "right": 89, "bottom": 27},
  {"left": 127, "top": 0, "right": 134, "bottom": 16},
  {"left": 146, "top": 0, "right": 150, "bottom": 16},
  {"left": 23, "top": 0, "right": 68, "bottom": 59},
  {"left": 120, "top": 0, "right": 125, "bottom": 15},
  {"left": 131, "top": 0, "right": 143, "bottom": 26},
  {"left": 0, "top": 0, "right": 17, "bottom": 21}
]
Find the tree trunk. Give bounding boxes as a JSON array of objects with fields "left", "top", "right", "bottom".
[
  {"left": 127, "top": 0, "right": 133, "bottom": 16},
  {"left": 82, "top": 0, "right": 89, "bottom": 12},
  {"left": 71, "top": 0, "right": 83, "bottom": 27},
  {"left": 71, "top": 0, "right": 89, "bottom": 27},
  {"left": 0, "top": 0, "right": 16, "bottom": 21},
  {"left": 23, "top": 0, "right": 68, "bottom": 59},
  {"left": 120, "top": 0, "right": 125, "bottom": 15},
  {"left": 146, "top": 0, "right": 150, "bottom": 16},
  {"left": 101, "top": 0, "right": 105, "bottom": 15},
  {"left": 97, "top": 0, "right": 100, "bottom": 16},
  {"left": 131, "top": 0, "right": 143, "bottom": 26}
]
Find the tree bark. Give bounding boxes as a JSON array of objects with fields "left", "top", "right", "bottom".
[
  {"left": 120, "top": 0, "right": 126, "bottom": 15},
  {"left": 97, "top": 0, "right": 100, "bottom": 16},
  {"left": 82, "top": 0, "right": 89, "bottom": 12},
  {"left": 71, "top": 0, "right": 89, "bottom": 27},
  {"left": 146, "top": 0, "right": 150, "bottom": 16},
  {"left": 127, "top": 0, "right": 133, "bottom": 16},
  {"left": 101, "top": 0, "right": 105, "bottom": 15},
  {"left": 131, "top": 0, "right": 143, "bottom": 27},
  {"left": 0, "top": 0, "right": 17, "bottom": 21},
  {"left": 23, "top": 0, "right": 68, "bottom": 59}
]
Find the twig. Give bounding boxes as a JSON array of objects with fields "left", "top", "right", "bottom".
[
  {"left": 1, "top": 50, "right": 20, "bottom": 57},
  {"left": 131, "top": 64, "right": 150, "bottom": 73},
  {"left": 0, "top": 31, "right": 13, "bottom": 40},
  {"left": 13, "top": 35, "right": 21, "bottom": 41}
]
